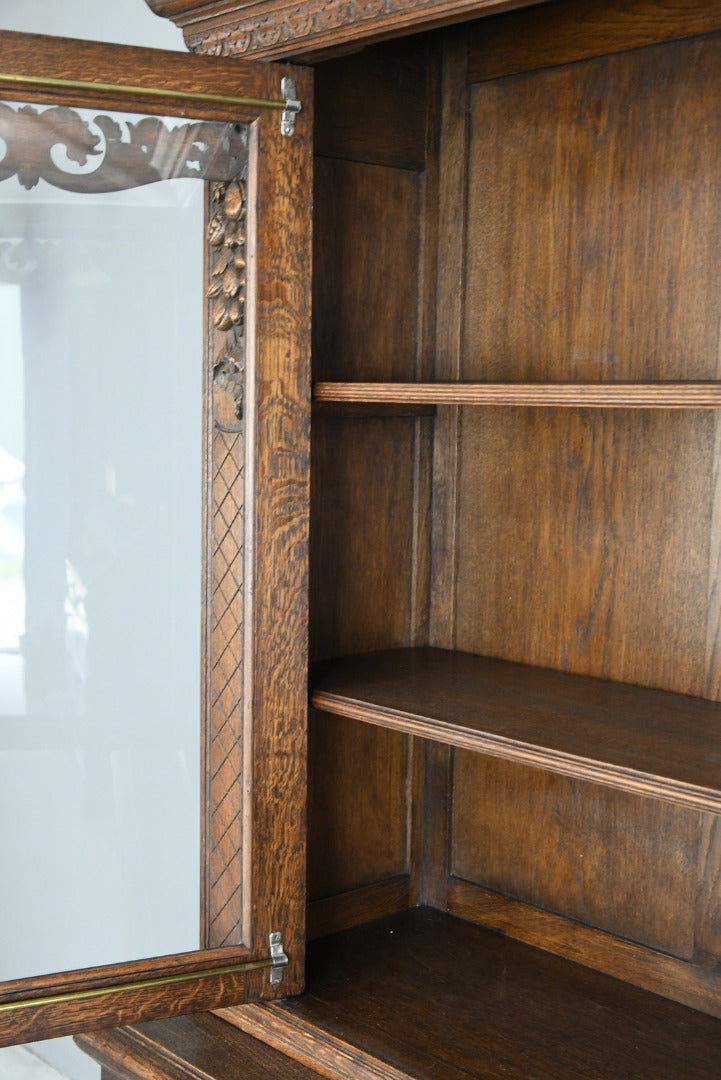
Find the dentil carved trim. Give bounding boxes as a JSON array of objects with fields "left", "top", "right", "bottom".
[
  {"left": 0, "top": 102, "right": 246, "bottom": 192},
  {"left": 209, "top": 178, "right": 247, "bottom": 432}
]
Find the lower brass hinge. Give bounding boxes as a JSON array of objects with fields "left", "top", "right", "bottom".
[{"left": 269, "top": 931, "right": 289, "bottom": 985}]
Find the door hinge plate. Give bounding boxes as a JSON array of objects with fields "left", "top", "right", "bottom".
[
  {"left": 281, "top": 77, "right": 301, "bottom": 137},
  {"left": 269, "top": 931, "right": 289, "bottom": 985}
]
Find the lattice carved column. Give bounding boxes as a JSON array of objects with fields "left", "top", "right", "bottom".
[{"left": 203, "top": 175, "right": 250, "bottom": 948}]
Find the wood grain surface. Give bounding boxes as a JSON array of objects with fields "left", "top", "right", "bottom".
[
  {"left": 307, "top": 876, "right": 411, "bottom": 941},
  {"left": 454, "top": 407, "right": 713, "bottom": 694},
  {"left": 144, "top": 0, "right": 548, "bottom": 61},
  {"left": 312, "top": 160, "right": 422, "bottom": 383},
  {"left": 446, "top": 881, "right": 721, "bottom": 1017},
  {"left": 77, "top": 1012, "right": 323, "bottom": 1080},
  {"left": 239, "top": 60, "right": 313, "bottom": 1000},
  {"left": 310, "top": 418, "right": 419, "bottom": 661},
  {"left": 314, "top": 382, "right": 721, "bottom": 406},
  {"left": 307, "top": 711, "right": 410, "bottom": 900},
  {"left": 455, "top": 34, "right": 721, "bottom": 699},
  {"left": 226, "top": 908, "right": 721, "bottom": 1080},
  {"left": 0, "top": 30, "right": 288, "bottom": 120},
  {"left": 451, "top": 752, "right": 698, "bottom": 958},
  {"left": 463, "top": 37, "right": 721, "bottom": 385},
  {"left": 311, "top": 648, "right": 721, "bottom": 811},
  {"left": 314, "top": 39, "right": 429, "bottom": 171},
  {"left": 469, "top": 0, "right": 721, "bottom": 83}
]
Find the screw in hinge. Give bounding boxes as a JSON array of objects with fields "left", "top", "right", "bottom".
[
  {"left": 280, "top": 77, "right": 301, "bottom": 137},
  {"left": 269, "top": 931, "right": 289, "bottom": 985}
]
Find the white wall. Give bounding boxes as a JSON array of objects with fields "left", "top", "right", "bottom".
[{"left": 0, "top": 0, "right": 185, "bottom": 49}]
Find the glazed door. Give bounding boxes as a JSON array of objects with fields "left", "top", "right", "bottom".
[{"left": 0, "top": 30, "right": 311, "bottom": 1044}]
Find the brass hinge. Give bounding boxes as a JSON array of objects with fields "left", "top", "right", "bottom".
[
  {"left": 280, "top": 77, "right": 301, "bottom": 137},
  {"left": 269, "top": 931, "right": 289, "bottom": 985}
]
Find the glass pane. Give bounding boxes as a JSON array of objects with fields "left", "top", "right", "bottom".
[{"left": 0, "top": 102, "right": 247, "bottom": 980}]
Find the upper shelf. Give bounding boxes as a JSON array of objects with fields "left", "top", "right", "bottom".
[
  {"left": 313, "top": 382, "right": 721, "bottom": 408},
  {"left": 310, "top": 648, "right": 721, "bottom": 814}
]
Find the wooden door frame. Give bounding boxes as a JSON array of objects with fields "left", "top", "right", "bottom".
[{"left": 0, "top": 30, "right": 311, "bottom": 1044}]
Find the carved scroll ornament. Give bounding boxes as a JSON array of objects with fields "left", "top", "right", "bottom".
[
  {"left": 146, "top": 0, "right": 516, "bottom": 59},
  {"left": 0, "top": 102, "right": 246, "bottom": 192}
]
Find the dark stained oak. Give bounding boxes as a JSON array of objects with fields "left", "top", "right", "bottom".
[
  {"left": 0, "top": 30, "right": 292, "bottom": 122},
  {"left": 236, "top": 54, "right": 313, "bottom": 1003},
  {"left": 313, "top": 39, "right": 429, "bottom": 171},
  {"left": 456, "top": 33, "right": 721, "bottom": 698},
  {"left": 451, "top": 752, "right": 699, "bottom": 960},
  {"left": 307, "top": 711, "right": 410, "bottom": 900},
  {"left": 314, "top": 382, "right": 721, "bottom": 407},
  {"left": 307, "top": 876, "right": 411, "bottom": 941},
  {"left": 463, "top": 36, "right": 721, "bottom": 386},
  {"left": 224, "top": 908, "right": 721, "bottom": 1080},
  {"left": 22, "top": 2, "right": 721, "bottom": 1074},
  {"left": 447, "top": 880, "right": 721, "bottom": 1017},
  {"left": 77, "top": 1013, "right": 323, "bottom": 1080},
  {"left": 468, "top": 0, "right": 721, "bottom": 83},
  {"left": 0, "top": 963, "right": 260, "bottom": 1049},
  {"left": 309, "top": 418, "right": 419, "bottom": 661},
  {"left": 312, "top": 160, "right": 422, "bottom": 384},
  {"left": 144, "top": 0, "right": 548, "bottom": 61},
  {"left": 311, "top": 648, "right": 721, "bottom": 812},
  {"left": 312, "top": 402, "right": 435, "bottom": 417}
]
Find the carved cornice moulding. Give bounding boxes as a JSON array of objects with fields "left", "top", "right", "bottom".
[{"left": 145, "top": 0, "right": 545, "bottom": 58}]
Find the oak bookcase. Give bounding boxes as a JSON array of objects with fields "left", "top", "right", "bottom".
[{"left": 76, "top": 0, "right": 721, "bottom": 1075}]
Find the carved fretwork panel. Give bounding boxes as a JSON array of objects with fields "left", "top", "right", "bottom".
[
  {"left": 0, "top": 102, "right": 245, "bottom": 192},
  {"left": 204, "top": 176, "right": 249, "bottom": 948}
]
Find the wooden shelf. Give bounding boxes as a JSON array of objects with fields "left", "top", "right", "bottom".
[
  {"left": 310, "top": 648, "right": 721, "bottom": 813},
  {"left": 313, "top": 381, "right": 721, "bottom": 407},
  {"left": 229, "top": 908, "right": 721, "bottom": 1080}
]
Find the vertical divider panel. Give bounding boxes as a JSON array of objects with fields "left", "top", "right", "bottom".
[{"left": 423, "top": 30, "right": 471, "bottom": 910}]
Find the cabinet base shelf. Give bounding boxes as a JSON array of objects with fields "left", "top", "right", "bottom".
[{"left": 221, "top": 908, "right": 721, "bottom": 1080}]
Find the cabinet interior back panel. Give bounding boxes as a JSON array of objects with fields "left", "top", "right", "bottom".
[
  {"left": 463, "top": 35, "right": 721, "bottom": 382},
  {"left": 453, "top": 406, "right": 712, "bottom": 695},
  {"left": 310, "top": 417, "right": 420, "bottom": 661},
  {"left": 312, "top": 158, "right": 422, "bottom": 382},
  {"left": 453, "top": 33, "right": 721, "bottom": 697},
  {"left": 451, "top": 752, "right": 699, "bottom": 959},
  {"left": 307, "top": 711, "right": 410, "bottom": 900}
]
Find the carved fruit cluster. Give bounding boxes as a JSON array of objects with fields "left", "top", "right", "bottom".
[
  {"left": 208, "top": 178, "right": 247, "bottom": 430},
  {"left": 208, "top": 179, "right": 246, "bottom": 333}
]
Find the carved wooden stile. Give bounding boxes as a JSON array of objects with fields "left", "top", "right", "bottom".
[{"left": 205, "top": 171, "right": 250, "bottom": 948}]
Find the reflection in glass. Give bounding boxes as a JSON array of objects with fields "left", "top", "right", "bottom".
[{"left": 0, "top": 103, "right": 247, "bottom": 980}]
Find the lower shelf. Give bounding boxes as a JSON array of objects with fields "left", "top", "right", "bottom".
[
  {"left": 224, "top": 908, "right": 721, "bottom": 1080},
  {"left": 310, "top": 648, "right": 721, "bottom": 813}
]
